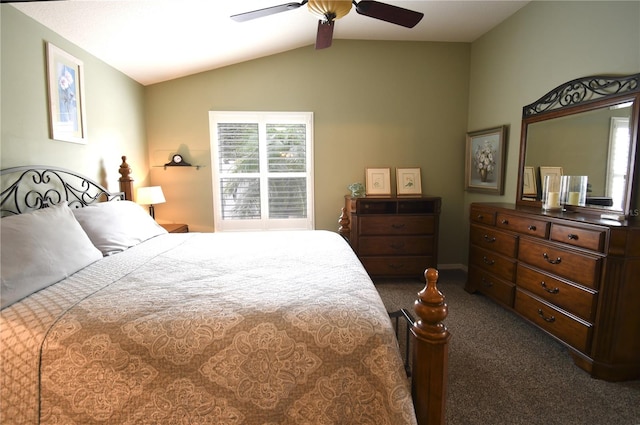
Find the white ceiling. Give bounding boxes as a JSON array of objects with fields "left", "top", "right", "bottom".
[{"left": 12, "top": 0, "right": 529, "bottom": 86}]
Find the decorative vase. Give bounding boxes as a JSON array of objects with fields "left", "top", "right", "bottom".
[
  {"left": 479, "top": 169, "right": 488, "bottom": 182},
  {"left": 348, "top": 182, "right": 365, "bottom": 198}
]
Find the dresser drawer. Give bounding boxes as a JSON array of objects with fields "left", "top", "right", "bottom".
[
  {"left": 515, "top": 289, "right": 592, "bottom": 353},
  {"left": 470, "top": 224, "right": 518, "bottom": 258},
  {"left": 468, "top": 265, "right": 515, "bottom": 307},
  {"left": 550, "top": 223, "right": 606, "bottom": 252},
  {"left": 358, "top": 216, "right": 435, "bottom": 236},
  {"left": 516, "top": 264, "right": 597, "bottom": 321},
  {"left": 360, "top": 256, "right": 434, "bottom": 277},
  {"left": 496, "top": 213, "right": 549, "bottom": 239},
  {"left": 469, "top": 246, "right": 516, "bottom": 281},
  {"left": 358, "top": 235, "right": 434, "bottom": 256},
  {"left": 518, "top": 238, "right": 601, "bottom": 289},
  {"left": 469, "top": 206, "right": 496, "bottom": 226}
]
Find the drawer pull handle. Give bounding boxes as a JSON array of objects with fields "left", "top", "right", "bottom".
[
  {"left": 483, "top": 234, "right": 496, "bottom": 243},
  {"left": 390, "top": 243, "right": 405, "bottom": 249},
  {"left": 482, "top": 256, "right": 495, "bottom": 266},
  {"left": 477, "top": 214, "right": 484, "bottom": 220},
  {"left": 543, "top": 253, "right": 562, "bottom": 264},
  {"left": 537, "top": 309, "right": 556, "bottom": 323},
  {"left": 528, "top": 225, "right": 537, "bottom": 231},
  {"left": 388, "top": 264, "right": 403, "bottom": 270},
  {"left": 501, "top": 219, "right": 509, "bottom": 225},
  {"left": 540, "top": 281, "right": 560, "bottom": 294},
  {"left": 481, "top": 277, "right": 493, "bottom": 288},
  {"left": 391, "top": 223, "right": 405, "bottom": 229},
  {"left": 568, "top": 234, "right": 579, "bottom": 240}
]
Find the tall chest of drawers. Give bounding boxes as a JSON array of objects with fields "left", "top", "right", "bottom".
[
  {"left": 466, "top": 202, "right": 640, "bottom": 381},
  {"left": 340, "top": 196, "right": 441, "bottom": 279}
]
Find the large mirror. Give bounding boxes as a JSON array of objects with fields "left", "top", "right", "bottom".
[{"left": 516, "top": 74, "right": 640, "bottom": 216}]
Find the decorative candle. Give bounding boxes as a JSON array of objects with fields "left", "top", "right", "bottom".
[
  {"left": 568, "top": 191, "right": 580, "bottom": 205},
  {"left": 547, "top": 192, "right": 560, "bottom": 208},
  {"left": 543, "top": 175, "right": 562, "bottom": 211}
]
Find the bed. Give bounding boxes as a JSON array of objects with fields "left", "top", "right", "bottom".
[{"left": 1, "top": 158, "right": 449, "bottom": 425}]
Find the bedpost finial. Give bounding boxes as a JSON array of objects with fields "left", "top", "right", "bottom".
[
  {"left": 118, "top": 155, "right": 134, "bottom": 201},
  {"left": 119, "top": 156, "right": 132, "bottom": 180},
  {"left": 413, "top": 267, "right": 449, "bottom": 340},
  {"left": 425, "top": 267, "right": 438, "bottom": 285}
]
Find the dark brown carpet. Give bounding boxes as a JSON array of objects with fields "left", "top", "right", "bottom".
[{"left": 374, "top": 269, "right": 640, "bottom": 425}]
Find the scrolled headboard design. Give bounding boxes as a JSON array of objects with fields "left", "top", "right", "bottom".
[{"left": 0, "top": 166, "right": 124, "bottom": 217}]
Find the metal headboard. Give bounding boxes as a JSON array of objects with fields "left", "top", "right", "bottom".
[{"left": 1, "top": 166, "right": 124, "bottom": 217}]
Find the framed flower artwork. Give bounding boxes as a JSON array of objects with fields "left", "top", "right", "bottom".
[
  {"left": 465, "top": 125, "right": 507, "bottom": 194},
  {"left": 46, "top": 42, "right": 87, "bottom": 144},
  {"left": 365, "top": 167, "right": 391, "bottom": 196},
  {"left": 396, "top": 167, "right": 422, "bottom": 196}
]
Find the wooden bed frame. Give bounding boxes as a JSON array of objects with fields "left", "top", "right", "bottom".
[{"left": 1, "top": 156, "right": 450, "bottom": 425}]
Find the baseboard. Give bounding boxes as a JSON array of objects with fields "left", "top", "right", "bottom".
[{"left": 436, "top": 263, "right": 468, "bottom": 272}]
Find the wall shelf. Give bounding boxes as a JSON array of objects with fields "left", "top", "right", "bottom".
[{"left": 153, "top": 165, "right": 203, "bottom": 170}]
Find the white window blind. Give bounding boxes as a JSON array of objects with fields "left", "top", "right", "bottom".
[
  {"left": 210, "top": 112, "right": 314, "bottom": 231},
  {"left": 606, "top": 117, "right": 630, "bottom": 211}
]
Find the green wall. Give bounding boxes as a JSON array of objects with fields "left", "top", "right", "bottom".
[
  {"left": 0, "top": 5, "right": 148, "bottom": 190},
  {"left": 145, "top": 40, "right": 471, "bottom": 267}
]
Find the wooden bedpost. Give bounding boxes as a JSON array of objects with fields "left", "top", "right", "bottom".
[
  {"left": 411, "top": 268, "right": 450, "bottom": 425},
  {"left": 118, "top": 155, "right": 134, "bottom": 201}
]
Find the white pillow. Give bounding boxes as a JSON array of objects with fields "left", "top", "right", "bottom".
[
  {"left": 72, "top": 200, "right": 167, "bottom": 256},
  {"left": 1, "top": 202, "right": 103, "bottom": 309}
]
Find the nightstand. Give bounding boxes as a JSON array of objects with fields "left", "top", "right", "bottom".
[{"left": 160, "top": 223, "right": 189, "bottom": 233}]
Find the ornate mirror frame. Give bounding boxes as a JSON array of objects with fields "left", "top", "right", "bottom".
[{"left": 516, "top": 74, "right": 640, "bottom": 217}]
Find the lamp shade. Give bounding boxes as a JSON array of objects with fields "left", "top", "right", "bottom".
[{"left": 136, "top": 186, "right": 166, "bottom": 205}]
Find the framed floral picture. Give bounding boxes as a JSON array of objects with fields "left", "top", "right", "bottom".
[
  {"left": 46, "top": 42, "right": 87, "bottom": 144},
  {"left": 539, "top": 166, "right": 563, "bottom": 185},
  {"left": 365, "top": 167, "right": 391, "bottom": 196},
  {"left": 522, "top": 166, "right": 537, "bottom": 197},
  {"left": 465, "top": 125, "right": 507, "bottom": 194},
  {"left": 396, "top": 167, "right": 422, "bottom": 196}
]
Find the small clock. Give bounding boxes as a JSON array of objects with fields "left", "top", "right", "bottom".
[{"left": 165, "top": 154, "right": 191, "bottom": 167}]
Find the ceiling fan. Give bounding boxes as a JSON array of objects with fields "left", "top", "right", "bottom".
[{"left": 231, "top": 0, "right": 424, "bottom": 49}]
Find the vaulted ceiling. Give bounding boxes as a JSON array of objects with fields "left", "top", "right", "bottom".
[{"left": 12, "top": 0, "right": 529, "bottom": 85}]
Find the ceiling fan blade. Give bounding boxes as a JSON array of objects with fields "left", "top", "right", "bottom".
[
  {"left": 355, "top": 0, "right": 424, "bottom": 28},
  {"left": 315, "top": 20, "right": 334, "bottom": 49},
  {"left": 231, "top": 1, "right": 307, "bottom": 22}
]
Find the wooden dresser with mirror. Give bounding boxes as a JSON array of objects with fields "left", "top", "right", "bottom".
[{"left": 466, "top": 74, "right": 640, "bottom": 381}]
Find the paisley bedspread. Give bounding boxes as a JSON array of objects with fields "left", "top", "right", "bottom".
[{"left": 1, "top": 230, "right": 417, "bottom": 424}]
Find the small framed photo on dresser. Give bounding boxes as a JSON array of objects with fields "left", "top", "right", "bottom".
[
  {"left": 396, "top": 168, "right": 422, "bottom": 196},
  {"left": 522, "top": 166, "right": 537, "bottom": 197},
  {"left": 365, "top": 167, "right": 391, "bottom": 196}
]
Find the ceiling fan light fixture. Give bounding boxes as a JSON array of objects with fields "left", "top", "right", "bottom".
[{"left": 307, "top": 0, "right": 352, "bottom": 21}]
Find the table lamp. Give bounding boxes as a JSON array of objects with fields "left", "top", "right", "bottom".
[{"left": 136, "top": 186, "right": 165, "bottom": 219}]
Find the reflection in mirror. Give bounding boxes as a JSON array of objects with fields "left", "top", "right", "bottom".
[
  {"left": 517, "top": 74, "right": 640, "bottom": 216},
  {"left": 524, "top": 103, "right": 632, "bottom": 211}
]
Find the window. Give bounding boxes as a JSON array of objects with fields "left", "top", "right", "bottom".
[
  {"left": 209, "top": 112, "right": 314, "bottom": 231},
  {"left": 606, "top": 117, "right": 630, "bottom": 211}
]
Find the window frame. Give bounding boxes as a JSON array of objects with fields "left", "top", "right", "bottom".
[
  {"left": 209, "top": 111, "right": 314, "bottom": 231},
  {"left": 606, "top": 116, "right": 631, "bottom": 211}
]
